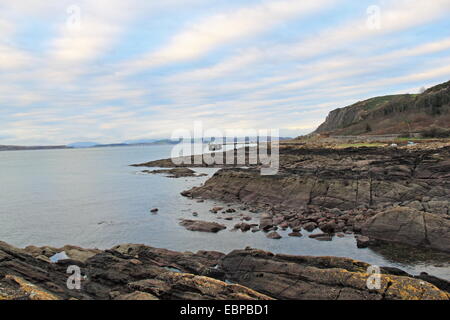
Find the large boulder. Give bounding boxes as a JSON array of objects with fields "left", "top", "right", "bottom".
[{"left": 361, "top": 207, "right": 450, "bottom": 253}]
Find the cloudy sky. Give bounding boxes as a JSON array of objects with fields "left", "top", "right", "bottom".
[{"left": 1, "top": 0, "right": 450, "bottom": 145}]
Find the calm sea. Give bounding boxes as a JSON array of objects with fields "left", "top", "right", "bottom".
[{"left": 0, "top": 145, "right": 448, "bottom": 279}]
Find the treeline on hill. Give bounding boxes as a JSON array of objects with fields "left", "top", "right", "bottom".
[{"left": 379, "top": 82, "right": 450, "bottom": 117}]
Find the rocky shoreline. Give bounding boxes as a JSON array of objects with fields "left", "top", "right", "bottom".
[
  {"left": 3, "top": 142, "right": 448, "bottom": 300},
  {"left": 1, "top": 241, "right": 449, "bottom": 300},
  {"left": 135, "top": 143, "right": 450, "bottom": 254}
]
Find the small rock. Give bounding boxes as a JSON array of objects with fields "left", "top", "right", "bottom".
[
  {"left": 288, "top": 232, "right": 303, "bottom": 237},
  {"left": 259, "top": 214, "right": 274, "bottom": 231},
  {"left": 303, "top": 222, "right": 317, "bottom": 232},
  {"left": 356, "top": 235, "right": 371, "bottom": 248},
  {"left": 150, "top": 208, "right": 158, "bottom": 213},
  {"left": 266, "top": 232, "right": 282, "bottom": 239},
  {"left": 320, "top": 221, "right": 336, "bottom": 234},
  {"left": 309, "top": 233, "right": 333, "bottom": 241},
  {"left": 129, "top": 259, "right": 142, "bottom": 265}
]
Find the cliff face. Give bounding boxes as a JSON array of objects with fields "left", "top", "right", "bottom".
[{"left": 314, "top": 80, "right": 450, "bottom": 135}]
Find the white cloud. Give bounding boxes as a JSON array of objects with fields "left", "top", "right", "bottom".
[{"left": 124, "top": 0, "right": 335, "bottom": 72}]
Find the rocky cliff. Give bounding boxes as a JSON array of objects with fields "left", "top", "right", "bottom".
[{"left": 314, "top": 80, "right": 450, "bottom": 135}]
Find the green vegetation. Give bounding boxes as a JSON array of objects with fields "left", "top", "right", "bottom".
[
  {"left": 357, "top": 94, "right": 412, "bottom": 112},
  {"left": 336, "top": 143, "right": 386, "bottom": 148}
]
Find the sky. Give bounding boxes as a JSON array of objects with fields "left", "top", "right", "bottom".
[{"left": 1, "top": 0, "right": 450, "bottom": 145}]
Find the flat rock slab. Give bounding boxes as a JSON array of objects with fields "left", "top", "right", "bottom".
[
  {"left": 142, "top": 168, "right": 207, "bottom": 178},
  {"left": 1, "top": 242, "right": 449, "bottom": 300},
  {"left": 179, "top": 219, "right": 227, "bottom": 233},
  {"left": 220, "top": 248, "right": 450, "bottom": 300},
  {"left": 361, "top": 207, "right": 450, "bottom": 253}
]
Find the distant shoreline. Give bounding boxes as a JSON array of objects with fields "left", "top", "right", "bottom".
[
  {"left": 0, "top": 141, "right": 179, "bottom": 152},
  {"left": 0, "top": 145, "right": 70, "bottom": 152}
]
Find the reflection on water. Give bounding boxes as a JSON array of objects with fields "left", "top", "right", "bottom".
[{"left": 0, "top": 145, "right": 448, "bottom": 280}]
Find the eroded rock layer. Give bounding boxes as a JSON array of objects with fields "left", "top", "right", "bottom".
[{"left": 0, "top": 242, "right": 448, "bottom": 300}]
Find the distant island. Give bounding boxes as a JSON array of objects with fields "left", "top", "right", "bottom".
[{"left": 0, "top": 139, "right": 181, "bottom": 152}]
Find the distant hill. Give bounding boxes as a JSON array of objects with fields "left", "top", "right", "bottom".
[
  {"left": 314, "top": 80, "right": 450, "bottom": 136},
  {"left": 67, "top": 139, "right": 181, "bottom": 149},
  {"left": 122, "top": 139, "right": 159, "bottom": 144},
  {"left": 67, "top": 142, "right": 99, "bottom": 148},
  {"left": 0, "top": 139, "right": 180, "bottom": 152},
  {"left": 0, "top": 145, "right": 68, "bottom": 152}
]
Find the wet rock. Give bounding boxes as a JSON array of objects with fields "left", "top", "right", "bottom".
[
  {"left": 25, "top": 245, "right": 101, "bottom": 264},
  {"left": 259, "top": 214, "right": 274, "bottom": 231},
  {"left": 179, "top": 220, "right": 226, "bottom": 233},
  {"left": 266, "top": 232, "right": 282, "bottom": 239},
  {"left": 143, "top": 168, "right": 206, "bottom": 178},
  {"left": 303, "top": 222, "right": 318, "bottom": 232},
  {"left": 309, "top": 233, "right": 333, "bottom": 241},
  {"left": 234, "top": 223, "right": 252, "bottom": 232},
  {"left": 361, "top": 207, "right": 450, "bottom": 253},
  {"left": 355, "top": 235, "right": 371, "bottom": 248},
  {"left": 319, "top": 221, "right": 336, "bottom": 234},
  {"left": 279, "top": 222, "right": 289, "bottom": 229},
  {"left": 288, "top": 232, "right": 303, "bottom": 237}
]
